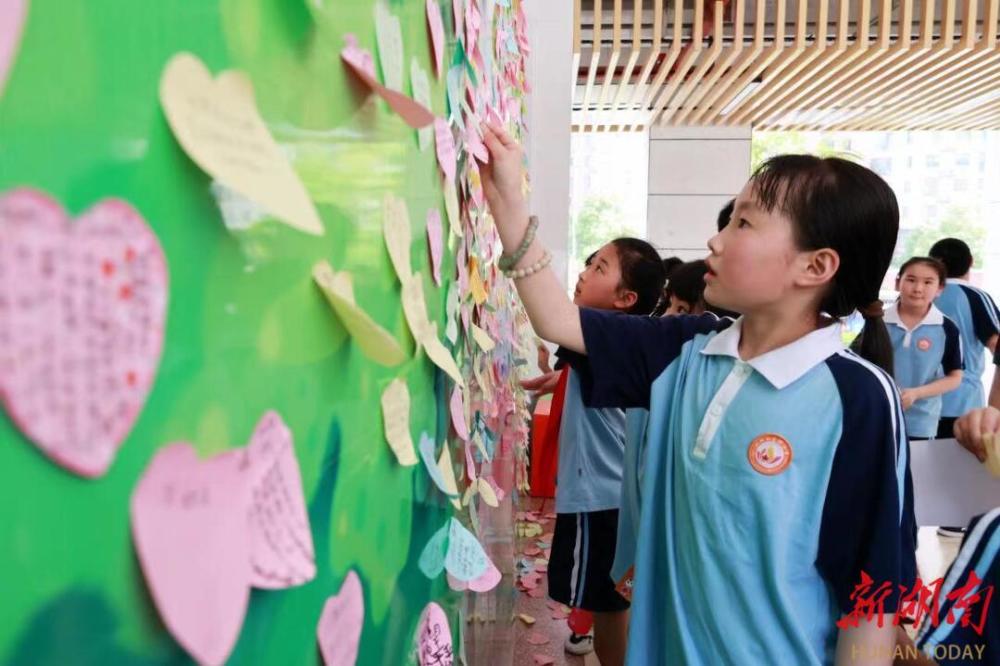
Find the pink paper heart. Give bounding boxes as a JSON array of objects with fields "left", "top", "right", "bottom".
[
  {"left": 418, "top": 602, "right": 454, "bottom": 666},
  {"left": 0, "top": 188, "right": 168, "bottom": 478},
  {"left": 317, "top": 571, "right": 365, "bottom": 666},
  {"left": 130, "top": 443, "right": 252, "bottom": 666},
  {"left": 242, "top": 410, "right": 316, "bottom": 589},
  {"left": 0, "top": 0, "right": 27, "bottom": 97},
  {"left": 446, "top": 557, "right": 501, "bottom": 593}
]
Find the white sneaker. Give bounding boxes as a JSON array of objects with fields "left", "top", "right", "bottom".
[
  {"left": 937, "top": 526, "right": 966, "bottom": 539},
  {"left": 565, "top": 631, "right": 594, "bottom": 655}
]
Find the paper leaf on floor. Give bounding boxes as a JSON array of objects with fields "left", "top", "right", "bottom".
[
  {"left": 525, "top": 631, "right": 549, "bottom": 646},
  {"left": 317, "top": 571, "right": 364, "bottom": 666},
  {"left": 312, "top": 261, "right": 406, "bottom": 367},
  {"left": 159, "top": 53, "right": 323, "bottom": 235},
  {"left": 381, "top": 379, "right": 418, "bottom": 466},
  {"left": 518, "top": 614, "right": 536, "bottom": 626},
  {"left": 533, "top": 655, "right": 555, "bottom": 666},
  {"left": 471, "top": 324, "right": 495, "bottom": 352}
]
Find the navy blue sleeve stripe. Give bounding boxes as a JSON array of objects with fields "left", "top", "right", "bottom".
[
  {"left": 960, "top": 285, "right": 1000, "bottom": 345},
  {"left": 916, "top": 507, "right": 1000, "bottom": 649},
  {"left": 569, "top": 310, "right": 730, "bottom": 409},
  {"left": 942, "top": 316, "right": 965, "bottom": 373},
  {"left": 817, "top": 351, "right": 917, "bottom": 615}
]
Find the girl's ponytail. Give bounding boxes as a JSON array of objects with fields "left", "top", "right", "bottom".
[{"left": 853, "top": 300, "right": 894, "bottom": 375}]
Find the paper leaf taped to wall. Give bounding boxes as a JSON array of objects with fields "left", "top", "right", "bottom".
[
  {"left": 426, "top": 208, "right": 444, "bottom": 286},
  {"left": 374, "top": 1, "right": 404, "bottom": 92},
  {"left": 312, "top": 261, "right": 406, "bottom": 367},
  {"left": 130, "top": 411, "right": 315, "bottom": 665},
  {"left": 241, "top": 411, "right": 316, "bottom": 589},
  {"left": 0, "top": 188, "right": 168, "bottom": 478},
  {"left": 317, "top": 571, "right": 365, "bottom": 666},
  {"left": 411, "top": 59, "right": 433, "bottom": 151},
  {"left": 381, "top": 379, "right": 418, "bottom": 466},
  {"left": 417, "top": 602, "right": 454, "bottom": 666},
  {"left": 425, "top": 0, "right": 446, "bottom": 78},
  {"left": 159, "top": 52, "right": 324, "bottom": 235},
  {"left": 419, "top": 432, "right": 458, "bottom": 498},
  {"left": 383, "top": 193, "right": 413, "bottom": 282},
  {"left": 437, "top": 441, "right": 462, "bottom": 510},
  {"left": 342, "top": 35, "right": 434, "bottom": 129},
  {"left": 131, "top": 443, "right": 252, "bottom": 666},
  {"left": 435, "top": 118, "right": 457, "bottom": 183},
  {"left": 0, "top": 0, "right": 27, "bottom": 97},
  {"left": 471, "top": 324, "right": 495, "bottom": 352}
]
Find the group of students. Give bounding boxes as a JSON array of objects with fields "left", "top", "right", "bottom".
[{"left": 476, "top": 124, "right": 999, "bottom": 665}]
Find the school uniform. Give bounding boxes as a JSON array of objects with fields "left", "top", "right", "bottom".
[
  {"left": 935, "top": 281, "right": 1000, "bottom": 425},
  {"left": 610, "top": 407, "right": 649, "bottom": 591},
  {"left": 885, "top": 303, "right": 964, "bottom": 439},
  {"left": 915, "top": 507, "right": 1000, "bottom": 665},
  {"left": 560, "top": 310, "right": 917, "bottom": 665},
  {"left": 546, "top": 366, "right": 630, "bottom": 612}
]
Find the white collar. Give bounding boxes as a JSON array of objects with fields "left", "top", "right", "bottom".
[
  {"left": 949, "top": 278, "right": 971, "bottom": 286},
  {"left": 884, "top": 302, "right": 944, "bottom": 328},
  {"left": 700, "top": 317, "right": 845, "bottom": 389}
]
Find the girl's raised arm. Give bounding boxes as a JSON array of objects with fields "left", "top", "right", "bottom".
[{"left": 479, "top": 122, "right": 585, "bottom": 353}]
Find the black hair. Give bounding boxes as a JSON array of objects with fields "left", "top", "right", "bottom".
[
  {"left": 662, "top": 256, "right": 684, "bottom": 279},
  {"left": 897, "top": 256, "right": 947, "bottom": 285},
  {"left": 609, "top": 238, "right": 668, "bottom": 315},
  {"left": 717, "top": 198, "right": 735, "bottom": 231},
  {"left": 653, "top": 260, "right": 707, "bottom": 316},
  {"left": 928, "top": 238, "right": 973, "bottom": 278},
  {"left": 752, "top": 155, "right": 899, "bottom": 374}
]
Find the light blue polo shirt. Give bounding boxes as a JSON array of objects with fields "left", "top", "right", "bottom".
[
  {"left": 563, "top": 310, "right": 917, "bottom": 666},
  {"left": 885, "top": 303, "right": 964, "bottom": 438},
  {"left": 934, "top": 281, "right": 1000, "bottom": 417},
  {"left": 611, "top": 407, "right": 649, "bottom": 584},
  {"left": 553, "top": 366, "right": 626, "bottom": 514}
]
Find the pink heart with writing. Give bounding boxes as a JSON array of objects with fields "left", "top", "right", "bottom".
[
  {"left": 0, "top": 188, "right": 168, "bottom": 478},
  {"left": 0, "top": 0, "right": 27, "bottom": 96},
  {"left": 418, "top": 602, "right": 454, "bottom": 666},
  {"left": 131, "top": 443, "right": 252, "bottom": 666},
  {"left": 131, "top": 411, "right": 315, "bottom": 665},
  {"left": 241, "top": 410, "right": 316, "bottom": 589},
  {"left": 317, "top": 570, "right": 365, "bottom": 666}
]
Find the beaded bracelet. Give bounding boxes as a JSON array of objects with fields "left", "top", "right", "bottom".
[
  {"left": 497, "top": 215, "right": 539, "bottom": 271},
  {"left": 503, "top": 249, "right": 552, "bottom": 280}
]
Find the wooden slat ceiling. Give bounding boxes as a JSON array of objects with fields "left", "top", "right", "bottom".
[{"left": 572, "top": 0, "right": 1000, "bottom": 131}]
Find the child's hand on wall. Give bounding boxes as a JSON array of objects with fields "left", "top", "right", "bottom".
[{"left": 480, "top": 122, "right": 527, "bottom": 223}]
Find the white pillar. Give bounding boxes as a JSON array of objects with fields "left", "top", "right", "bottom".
[
  {"left": 646, "top": 125, "right": 753, "bottom": 260},
  {"left": 524, "top": 0, "right": 574, "bottom": 289}
]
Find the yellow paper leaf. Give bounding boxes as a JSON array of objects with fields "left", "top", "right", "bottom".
[
  {"left": 477, "top": 478, "right": 498, "bottom": 507},
  {"left": 518, "top": 614, "right": 536, "bottom": 626},
  {"left": 444, "top": 179, "right": 462, "bottom": 238},
  {"left": 468, "top": 257, "right": 487, "bottom": 305},
  {"left": 423, "top": 322, "right": 464, "bottom": 386},
  {"left": 985, "top": 433, "right": 1000, "bottom": 478},
  {"left": 380, "top": 379, "right": 418, "bottom": 466},
  {"left": 159, "top": 53, "right": 323, "bottom": 235},
  {"left": 437, "top": 443, "right": 462, "bottom": 510},
  {"left": 470, "top": 324, "right": 495, "bottom": 352},
  {"left": 312, "top": 261, "right": 406, "bottom": 366},
  {"left": 383, "top": 193, "right": 413, "bottom": 282},
  {"left": 462, "top": 484, "right": 475, "bottom": 507}
]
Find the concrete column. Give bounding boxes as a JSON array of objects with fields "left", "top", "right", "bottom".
[
  {"left": 646, "top": 125, "right": 753, "bottom": 260},
  {"left": 523, "top": 0, "right": 574, "bottom": 289}
]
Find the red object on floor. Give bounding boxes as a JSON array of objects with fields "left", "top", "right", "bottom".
[
  {"left": 529, "top": 368, "right": 569, "bottom": 498},
  {"left": 568, "top": 608, "right": 593, "bottom": 634}
]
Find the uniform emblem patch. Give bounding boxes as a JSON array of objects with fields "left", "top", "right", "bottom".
[
  {"left": 748, "top": 433, "right": 792, "bottom": 476},
  {"left": 917, "top": 338, "right": 932, "bottom": 351}
]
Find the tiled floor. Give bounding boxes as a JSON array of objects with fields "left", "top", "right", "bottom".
[{"left": 510, "top": 497, "right": 964, "bottom": 666}]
